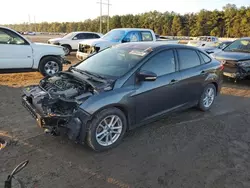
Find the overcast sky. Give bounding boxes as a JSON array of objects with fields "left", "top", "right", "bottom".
[{"left": 0, "top": 0, "right": 249, "bottom": 24}]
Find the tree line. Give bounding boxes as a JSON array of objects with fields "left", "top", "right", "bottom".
[{"left": 4, "top": 4, "right": 250, "bottom": 38}]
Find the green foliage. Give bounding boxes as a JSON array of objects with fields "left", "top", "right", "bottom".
[{"left": 4, "top": 4, "right": 250, "bottom": 37}]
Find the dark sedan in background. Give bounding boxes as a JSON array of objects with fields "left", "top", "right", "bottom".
[
  {"left": 22, "top": 42, "right": 223, "bottom": 151},
  {"left": 212, "top": 38, "right": 250, "bottom": 80},
  {"left": 203, "top": 41, "right": 233, "bottom": 54}
]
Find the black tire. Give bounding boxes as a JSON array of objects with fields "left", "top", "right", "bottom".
[
  {"left": 39, "top": 56, "right": 62, "bottom": 77},
  {"left": 86, "top": 107, "right": 127, "bottom": 152},
  {"left": 62, "top": 45, "right": 71, "bottom": 56},
  {"left": 198, "top": 84, "right": 216, "bottom": 112}
]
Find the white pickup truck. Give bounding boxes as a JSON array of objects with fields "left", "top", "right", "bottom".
[
  {"left": 187, "top": 36, "right": 219, "bottom": 48},
  {"left": 76, "top": 28, "right": 156, "bottom": 60},
  {"left": 0, "top": 26, "right": 70, "bottom": 76}
]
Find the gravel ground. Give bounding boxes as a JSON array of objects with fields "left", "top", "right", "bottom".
[{"left": 1, "top": 35, "right": 250, "bottom": 188}]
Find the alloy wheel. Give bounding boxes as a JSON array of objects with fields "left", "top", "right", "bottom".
[
  {"left": 203, "top": 87, "right": 215, "bottom": 108},
  {"left": 44, "top": 61, "right": 59, "bottom": 76},
  {"left": 63, "top": 47, "right": 70, "bottom": 55},
  {"left": 95, "top": 115, "right": 123, "bottom": 147}
]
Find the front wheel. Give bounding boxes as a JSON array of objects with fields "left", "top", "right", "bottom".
[
  {"left": 86, "top": 108, "right": 127, "bottom": 152},
  {"left": 198, "top": 84, "right": 216, "bottom": 111},
  {"left": 39, "top": 56, "right": 63, "bottom": 76},
  {"left": 62, "top": 45, "right": 71, "bottom": 56}
]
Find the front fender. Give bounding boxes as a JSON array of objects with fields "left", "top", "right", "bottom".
[
  {"left": 31, "top": 44, "right": 65, "bottom": 69},
  {"left": 79, "top": 87, "right": 135, "bottom": 116}
]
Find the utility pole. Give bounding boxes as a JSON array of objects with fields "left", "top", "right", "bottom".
[
  {"left": 107, "top": 0, "right": 110, "bottom": 32},
  {"left": 34, "top": 16, "right": 36, "bottom": 32},
  {"left": 28, "top": 14, "right": 31, "bottom": 31},
  {"left": 97, "top": 0, "right": 103, "bottom": 33},
  {"left": 97, "top": 0, "right": 111, "bottom": 33}
]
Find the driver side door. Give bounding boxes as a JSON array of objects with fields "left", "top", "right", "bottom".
[
  {"left": 0, "top": 28, "right": 33, "bottom": 69},
  {"left": 133, "top": 49, "right": 183, "bottom": 123}
]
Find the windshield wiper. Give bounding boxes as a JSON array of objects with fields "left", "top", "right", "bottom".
[
  {"left": 70, "top": 66, "right": 107, "bottom": 81},
  {"left": 82, "top": 70, "right": 107, "bottom": 80}
]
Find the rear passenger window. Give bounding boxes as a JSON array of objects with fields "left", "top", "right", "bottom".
[
  {"left": 141, "top": 31, "right": 153, "bottom": 41},
  {"left": 89, "top": 33, "right": 101, "bottom": 39},
  {"left": 177, "top": 49, "right": 201, "bottom": 70},
  {"left": 141, "top": 50, "right": 175, "bottom": 76},
  {"left": 199, "top": 51, "right": 211, "bottom": 63}
]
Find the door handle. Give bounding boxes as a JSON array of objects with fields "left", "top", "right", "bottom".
[{"left": 169, "top": 79, "right": 178, "bottom": 85}]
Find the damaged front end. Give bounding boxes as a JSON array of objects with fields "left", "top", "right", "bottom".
[
  {"left": 22, "top": 72, "right": 96, "bottom": 143},
  {"left": 222, "top": 60, "right": 250, "bottom": 79}
]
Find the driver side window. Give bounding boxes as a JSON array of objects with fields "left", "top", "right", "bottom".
[
  {"left": 141, "top": 50, "right": 176, "bottom": 77},
  {"left": 0, "top": 29, "right": 26, "bottom": 45}
]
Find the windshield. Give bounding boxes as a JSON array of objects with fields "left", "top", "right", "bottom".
[
  {"left": 198, "top": 37, "right": 208, "bottom": 41},
  {"left": 224, "top": 39, "right": 250, "bottom": 53},
  {"left": 102, "top": 30, "right": 126, "bottom": 42},
  {"left": 63, "top": 32, "right": 75, "bottom": 39},
  {"left": 75, "top": 45, "right": 150, "bottom": 78}
]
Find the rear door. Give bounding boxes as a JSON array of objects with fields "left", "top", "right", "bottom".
[
  {"left": 0, "top": 28, "right": 33, "bottom": 69},
  {"left": 71, "top": 33, "right": 94, "bottom": 50},
  {"left": 176, "top": 48, "right": 205, "bottom": 104},
  {"left": 133, "top": 49, "right": 184, "bottom": 123}
]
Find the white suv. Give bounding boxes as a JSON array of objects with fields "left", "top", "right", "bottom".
[
  {"left": 0, "top": 26, "right": 69, "bottom": 76},
  {"left": 48, "top": 32, "right": 103, "bottom": 55}
]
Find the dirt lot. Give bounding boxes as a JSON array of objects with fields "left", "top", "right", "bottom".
[{"left": 1, "top": 35, "right": 250, "bottom": 188}]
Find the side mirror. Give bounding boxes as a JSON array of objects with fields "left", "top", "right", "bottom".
[
  {"left": 137, "top": 70, "right": 157, "bottom": 82},
  {"left": 206, "top": 51, "right": 214, "bottom": 54},
  {"left": 121, "top": 38, "right": 130, "bottom": 43},
  {"left": 73, "top": 37, "right": 78, "bottom": 40}
]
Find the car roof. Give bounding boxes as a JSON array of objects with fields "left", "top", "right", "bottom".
[
  {"left": 112, "top": 28, "right": 154, "bottom": 32},
  {"left": 115, "top": 42, "right": 200, "bottom": 51},
  {"left": 0, "top": 26, "right": 15, "bottom": 31},
  {"left": 71, "top": 31, "right": 102, "bottom": 35},
  {"left": 199, "top": 36, "right": 217, "bottom": 37},
  {"left": 240, "top": 37, "right": 250, "bottom": 40}
]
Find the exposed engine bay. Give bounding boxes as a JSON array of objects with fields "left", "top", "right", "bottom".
[{"left": 23, "top": 72, "right": 94, "bottom": 118}]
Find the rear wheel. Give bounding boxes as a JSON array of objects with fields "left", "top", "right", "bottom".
[
  {"left": 86, "top": 108, "right": 127, "bottom": 152},
  {"left": 39, "top": 56, "right": 62, "bottom": 76},
  {"left": 198, "top": 84, "right": 216, "bottom": 111}
]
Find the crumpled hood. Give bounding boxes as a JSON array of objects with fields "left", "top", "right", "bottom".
[
  {"left": 213, "top": 51, "right": 250, "bottom": 61},
  {"left": 79, "top": 39, "right": 118, "bottom": 50}
]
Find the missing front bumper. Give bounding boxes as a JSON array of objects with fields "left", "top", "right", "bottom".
[{"left": 22, "top": 95, "right": 90, "bottom": 143}]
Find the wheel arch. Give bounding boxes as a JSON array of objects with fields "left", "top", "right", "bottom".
[
  {"left": 90, "top": 104, "right": 131, "bottom": 131},
  {"left": 61, "top": 44, "right": 72, "bottom": 50},
  {"left": 210, "top": 82, "right": 218, "bottom": 95},
  {"left": 39, "top": 55, "right": 60, "bottom": 68}
]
